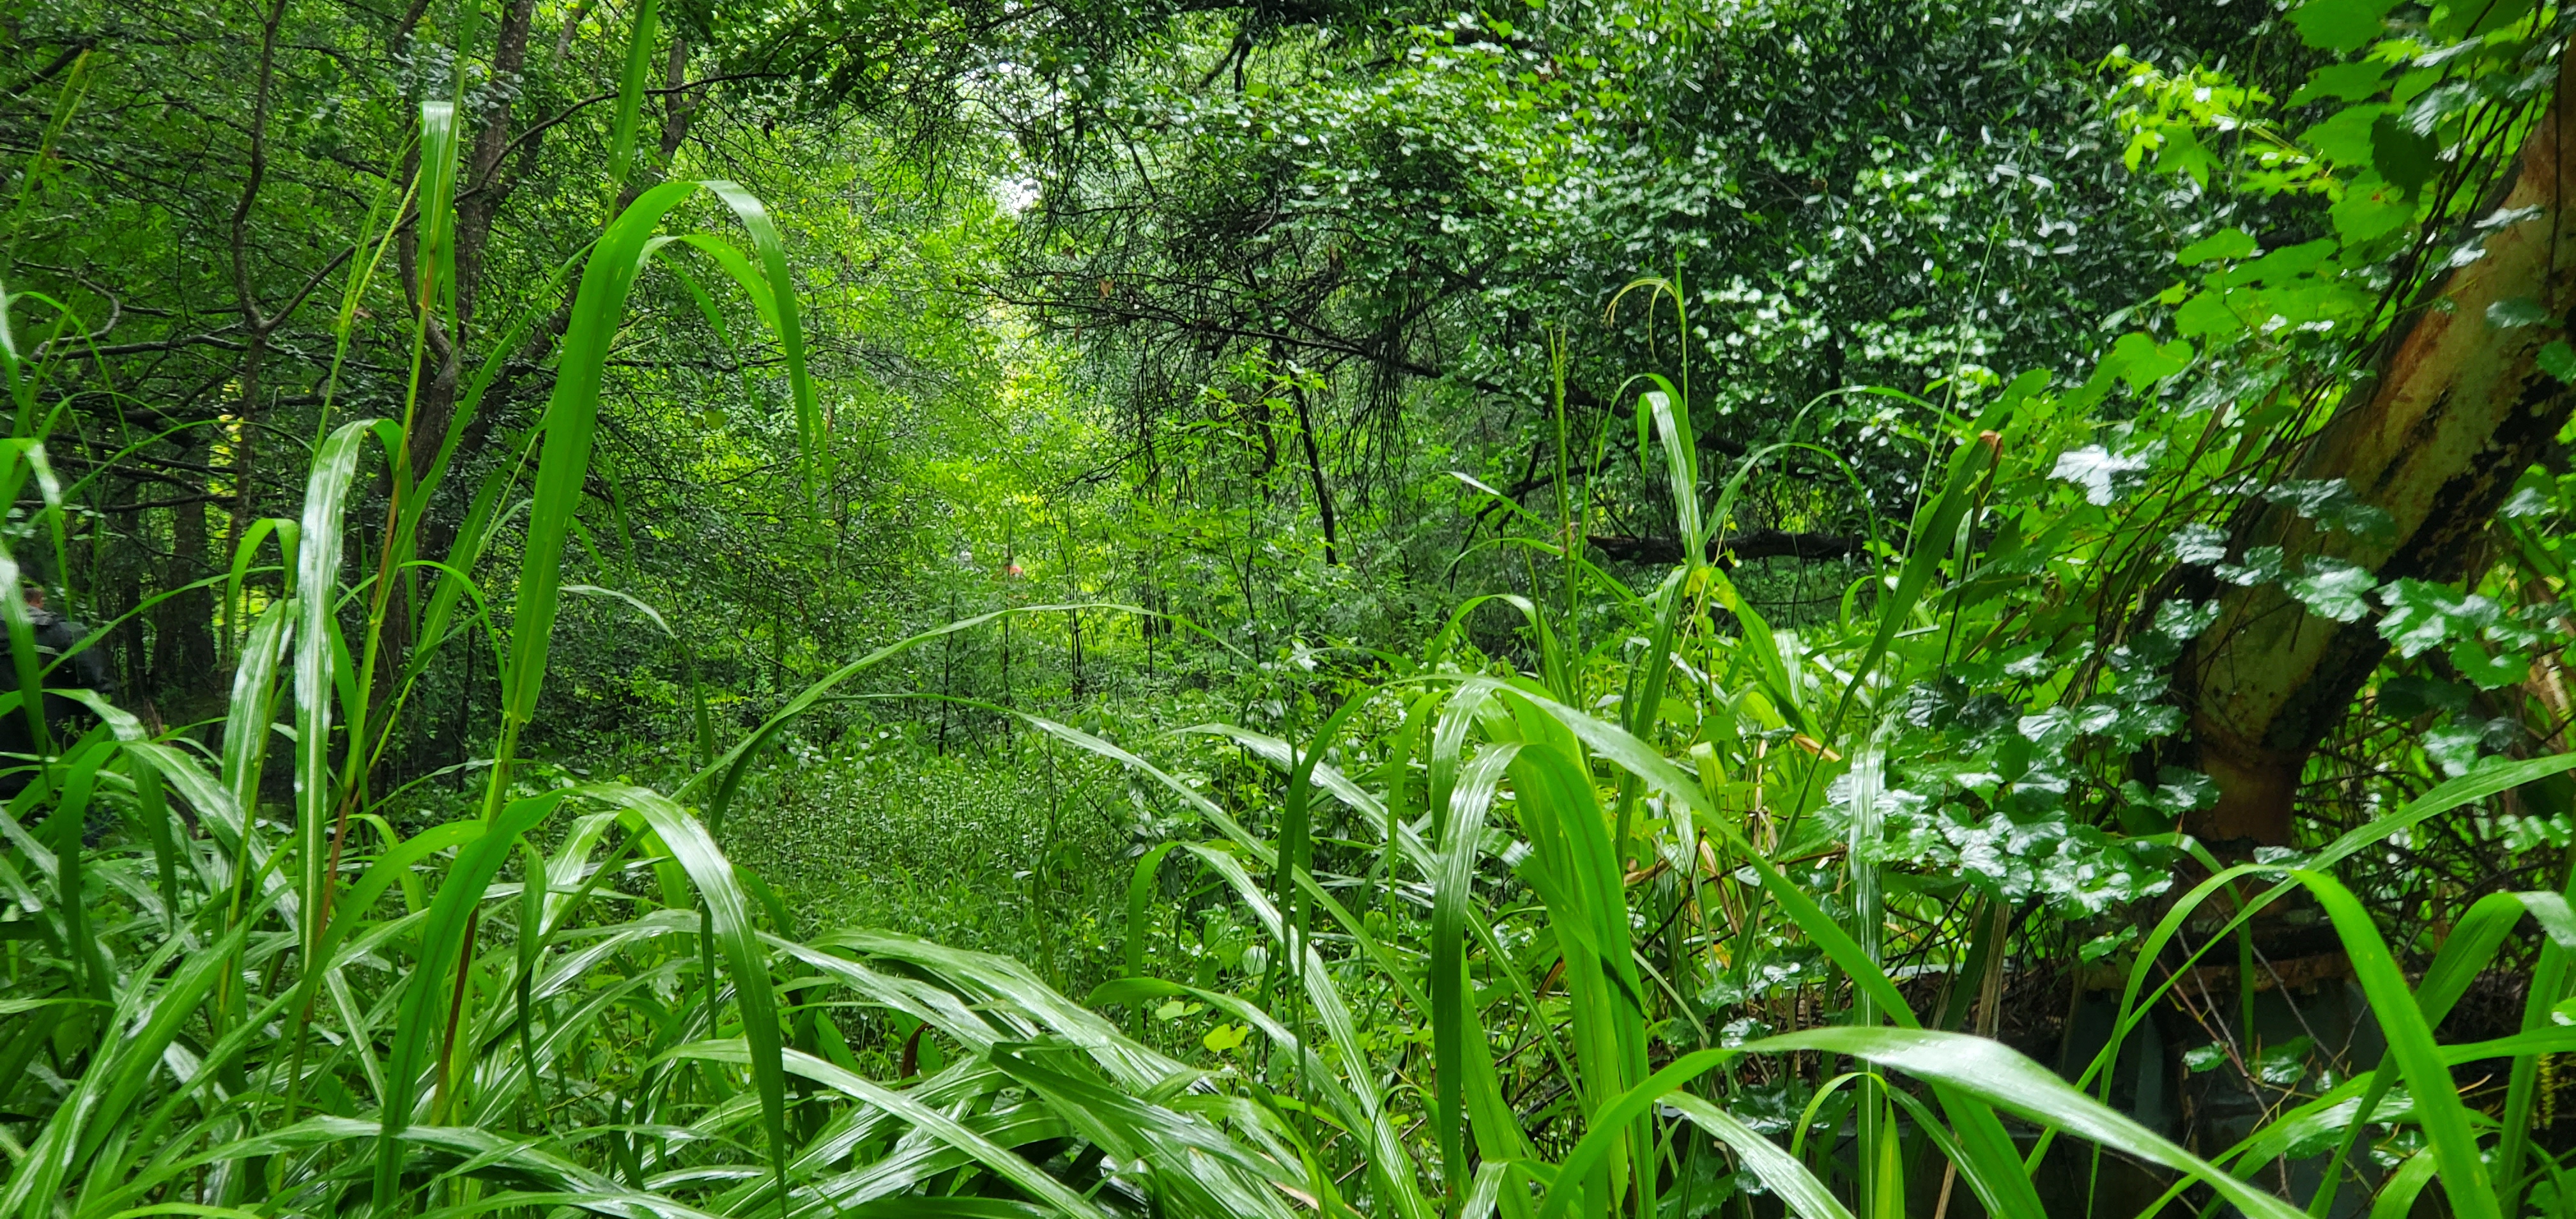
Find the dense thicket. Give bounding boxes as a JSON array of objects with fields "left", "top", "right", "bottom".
[{"left": 11, "top": 0, "right": 2576, "bottom": 1215}]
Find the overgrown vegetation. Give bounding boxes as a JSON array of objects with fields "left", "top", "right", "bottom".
[{"left": 13, "top": 0, "right": 2576, "bottom": 1215}]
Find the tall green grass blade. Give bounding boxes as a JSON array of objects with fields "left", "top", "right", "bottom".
[
  {"left": 1265, "top": 689, "right": 1370, "bottom": 1004},
  {"left": 1123, "top": 840, "right": 1183, "bottom": 981},
  {"left": 372, "top": 792, "right": 564, "bottom": 1211},
  {"left": 296, "top": 420, "right": 387, "bottom": 949},
  {"left": 1432, "top": 742, "right": 1516, "bottom": 1208},
  {"left": 222, "top": 597, "right": 292, "bottom": 825},
  {"left": 605, "top": 0, "right": 661, "bottom": 190},
  {"left": 1665, "top": 1094, "right": 1853, "bottom": 1219},
  {"left": 1759, "top": 1027, "right": 2306, "bottom": 1219},
  {"left": 514, "top": 182, "right": 820, "bottom": 822},
  {"left": 585, "top": 783, "right": 792, "bottom": 1214},
  {"left": 678, "top": 1040, "right": 1110, "bottom": 1219},
  {"left": 504, "top": 180, "right": 695, "bottom": 769},
  {"left": 699, "top": 183, "right": 824, "bottom": 503},
  {"left": 416, "top": 100, "right": 461, "bottom": 325},
  {"left": 1821, "top": 421, "right": 1993, "bottom": 740},
  {"left": 2290, "top": 868, "right": 2499, "bottom": 1219}
]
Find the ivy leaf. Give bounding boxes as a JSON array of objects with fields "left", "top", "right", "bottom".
[
  {"left": 2184, "top": 1042, "right": 2230, "bottom": 1073},
  {"left": 2214, "top": 544, "right": 2284, "bottom": 586},
  {"left": 2266, "top": 478, "right": 2395, "bottom": 542},
  {"left": 2051, "top": 443, "right": 2156, "bottom": 505},
  {"left": 2103, "top": 702, "right": 2184, "bottom": 747},
  {"left": 2538, "top": 341, "right": 2576, "bottom": 383},
  {"left": 2425, "top": 721, "right": 2487, "bottom": 777},
  {"left": 2079, "top": 925, "right": 2140, "bottom": 963},
  {"left": 2379, "top": 673, "right": 2471, "bottom": 719},
  {"left": 2501, "top": 483, "right": 2554, "bottom": 518},
  {"left": 2120, "top": 765, "right": 2218, "bottom": 818},
  {"left": 2451, "top": 638, "right": 2530, "bottom": 690},
  {"left": 2376, "top": 578, "right": 2498, "bottom": 658},
  {"left": 2285, "top": 556, "right": 2377, "bottom": 622},
  {"left": 2255, "top": 1036, "right": 2315, "bottom": 1087},
  {"left": 2488, "top": 296, "right": 2552, "bottom": 330},
  {"left": 2378, "top": 580, "right": 2460, "bottom": 657},
  {"left": 2154, "top": 597, "right": 2220, "bottom": 643},
  {"left": 2288, "top": 0, "right": 2403, "bottom": 50},
  {"left": 2165, "top": 523, "right": 2230, "bottom": 565},
  {"left": 2019, "top": 703, "right": 2120, "bottom": 752}
]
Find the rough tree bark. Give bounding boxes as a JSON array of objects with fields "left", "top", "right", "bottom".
[
  {"left": 2175, "top": 47, "right": 2576, "bottom": 848},
  {"left": 152, "top": 461, "right": 217, "bottom": 698},
  {"left": 406, "top": 0, "right": 539, "bottom": 484}
]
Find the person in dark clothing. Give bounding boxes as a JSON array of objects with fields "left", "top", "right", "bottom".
[{"left": 0, "top": 584, "right": 116, "bottom": 793}]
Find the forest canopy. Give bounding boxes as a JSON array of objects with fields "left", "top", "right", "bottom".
[{"left": 7, "top": 0, "right": 2576, "bottom": 1215}]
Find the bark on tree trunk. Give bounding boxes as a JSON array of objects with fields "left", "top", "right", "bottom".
[
  {"left": 1289, "top": 377, "right": 1339, "bottom": 565},
  {"left": 406, "top": 0, "right": 537, "bottom": 487},
  {"left": 153, "top": 456, "right": 217, "bottom": 699},
  {"left": 369, "top": 0, "right": 539, "bottom": 770},
  {"left": 2175, "top": 47, "right": 2576, "bottom": 848}
]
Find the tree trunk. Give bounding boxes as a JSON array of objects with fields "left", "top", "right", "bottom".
[
  {"left": 153, "top": 462, "right": 218, "bottom": 700},
  {"left": 2175, "top": 47, "right": 2576, "bottom": 848},
  {"left": 1289, "top": 377, "right": 1340, "bottom": 565}
]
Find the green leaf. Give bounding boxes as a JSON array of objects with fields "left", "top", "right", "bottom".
[
  {"left": 2292, "top": 870, "right": 2503, "bottom": 1219},
  {"left": 2332, "top": 178, "right": 2416, "bottom": 245},
  {"left": 2215, "top": 545, "right": 2284, "bottom": 587},
  {"left": 2255, "top": 1036, "right": 2314, "bottom": 1086},
  {"left": 2379, "top": 579, "right": 2492, "bottom": 659},
  {"left": 606, "top": 0, "right": 662, "bottom": 187},
  {"left": 2489, "top": 296, "right": 2552, "bottom": 330},
  {"left": 2174, "top": 290, "right": 2244, "bottom": 339},
  {"left": 2430, "top": 0, "right": 2534, "bottom": 39},
  {"left": 2051, "top": 443, "right": 2154, "bottom": 506},
  {"left": 2372, "top": 111, "right": 2439, "bottom": 194},
  {"left": 585, "top": 783, "right": 795, "bottom": 1211},
  {"left": 2103, "top": 332, "right": 2193, "bottom": 390},
  {"left": 1759, "top": 1028, "right": 2309, "bottom": 1219},
  {"left": 2451, "top": 639, "right": 2530, "bottom": 690},
  {"left": 2370, "top": 1153, "right": 2439, "bottom": 1219},
  {"left": 2156, "top": 125, "right": 2218, "bottom": 186},
  {"left": 2166, "top": 523, "right": 2229, "bottom": 565},
  {"left": 2176, "top": 228, "right": 2257, "bottom": 266},
  {"left": 2301, "top": 104, "right": 2388, "bottom": 167},
  {"left": 2267, "top": 478, "right": 2395, "bottom": 541},
  {"left": 2234, "top": 239, "right": 2339, "bottom": 288},
  {"left": 2290, "top": 60, "right": 2393, "bottom": 105},
  {"left": 2289, "top": 0, "right": 2402, "bottom": 50},
  {"left": 373, "top": 792, "right": 565, "bottom": 1209},
  {"left": 2538, "top": 341, "right": 2576, "bottom": 383},
  {"left": 2287, "top": 556, "right": 2377, "bottom": 622},
  {"left": 1202, "top": 1022, "right": 1250, "bottom": 1054}
]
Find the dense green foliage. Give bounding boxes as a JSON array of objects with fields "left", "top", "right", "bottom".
[{"left": 15, "top": 0, "right": 2576, "bottom": 1215}]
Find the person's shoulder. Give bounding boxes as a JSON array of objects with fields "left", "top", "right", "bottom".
[{"left": 28, "top": 610, "right": 84, "bottom": 643}]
